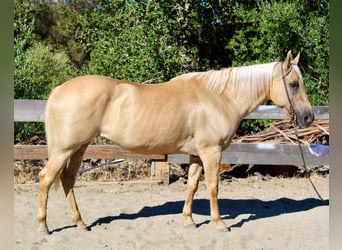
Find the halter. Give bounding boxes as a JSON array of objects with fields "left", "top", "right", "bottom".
[
  {"left": 280, "top": 61, "right": 297, "bottom": 126},
  {"left": 280, "top": 61, "right": 324, "bottom": 201}
]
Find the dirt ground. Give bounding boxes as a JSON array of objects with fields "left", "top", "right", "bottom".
[{"left": 14, "top": 174, "right": 329, "bottom": 250}]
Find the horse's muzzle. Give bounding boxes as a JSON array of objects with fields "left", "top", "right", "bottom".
[{"left": 296, "top": 109, "right": 314, "bottom": 128}]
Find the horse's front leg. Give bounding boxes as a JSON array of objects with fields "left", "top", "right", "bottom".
[
  {"left": 183, "top": 155, "right": 203, "bottom": 228},
  {"left": 199, "top": 146, "right": 228, "bottom": 231}
]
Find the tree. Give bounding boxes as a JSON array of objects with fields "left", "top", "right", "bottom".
[
  {"left": 227, "top": 0, "right": 329, "bottom": 105},
  {"left": 14, "top": 0, "right": 329, "bottom": 140},
  {"left": 14, "top": 0, "right": 77, "bottom": 141},
  {"left": 86, "top": 1, "right": 200, "bottom": 82}
]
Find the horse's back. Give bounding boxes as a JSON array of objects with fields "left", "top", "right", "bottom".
[
  {"left": 44, "top": 74, "right": 221, "bottom": 155},
  {"left": 44, "top": 75, "right": 189, "bottom": 153}
]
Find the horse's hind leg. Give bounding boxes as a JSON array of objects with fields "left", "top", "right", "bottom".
[
  {"left": 37, "top": 150, "right": 72, "bottom": 233},
  {"left": 60, "top": 143, "right": 89, "bottom": 230},
  {"left": 183, "top": 155, "right": 203, "bottom": 228}
]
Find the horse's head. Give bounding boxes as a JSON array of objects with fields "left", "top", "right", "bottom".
[{"left": 270, "top": 50, "right": 314, "bottom": 128}]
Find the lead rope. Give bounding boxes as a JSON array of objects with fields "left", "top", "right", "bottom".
[
  {"left": 281, "top": 62, "right": 324, "bottom": 201},
  {"left": 294, "top": 129, "right": 324, "bottom": 201}
]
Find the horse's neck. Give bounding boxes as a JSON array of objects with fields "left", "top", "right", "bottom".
[
  {"left": 227, "top": 90, "right": 267, "bottom": 120},
  {"left": 224, "top": 62, "right": 276, "bottom": 118}
]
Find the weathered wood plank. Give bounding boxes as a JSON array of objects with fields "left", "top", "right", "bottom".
[
  {"left": 14, "top": 143, "right": 328, "bottom": 166},
  {"left": 14, "top": 99, "right": 329, "bottom": 121},
  {"left": 168, "top": 143, "right": 328, "bottom": 166},
  {"left": 13, "top": 145, "right": 166, "bottom": 161},
  {"left": 244, "top": 105, "right": 329, "bottom": 120},
  {"left": 14, "top": 99, "right": 46, "bottom": 122},
  {"left": 222, "top": 143, "right": 328, "bottom": 166}
]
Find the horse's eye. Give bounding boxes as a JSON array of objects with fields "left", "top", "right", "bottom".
[{"left": 289, "top": 81, "right": 299, "bottom": 89}]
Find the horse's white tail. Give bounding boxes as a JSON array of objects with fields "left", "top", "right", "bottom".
[
  {"left": 53, "top": 174, "right": 61, "bottom": 191},
  {"left": 45, "top": 99, "right": 61, "bottom": 192}
]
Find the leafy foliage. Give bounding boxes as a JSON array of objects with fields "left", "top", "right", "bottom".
[
  {"left": 227, "top": 0, "right": 329, "bottom": 106},
  {"left": 14, "top": 0, "right": 329, "bottom": 140},
  {"left": 14, "top": 1, "right": 77, "bottom": 141},
  {"left": 15, "top": 42, "right": 75, "bottom": 99},
  {"left": 226, "top": 0, "right": 329, "bottom": 135},
  {"left": 86, "top": 1, "right": 195, "bottom": 82}
]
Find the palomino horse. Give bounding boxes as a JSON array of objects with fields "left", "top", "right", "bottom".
[{"left": 37, "top": 51, "right": 314, "bottom": 233}]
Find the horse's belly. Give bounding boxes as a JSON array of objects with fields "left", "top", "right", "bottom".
[
  {"left": 100, "top": 96, "right": 195, "bottom": 154},
  {"left": 100, "top": 118, "right": 197, "bottom": 155}
]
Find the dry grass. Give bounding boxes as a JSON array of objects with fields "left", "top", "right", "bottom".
[{"left": 14, "top": 159, "right": 188, "bottom": 184}]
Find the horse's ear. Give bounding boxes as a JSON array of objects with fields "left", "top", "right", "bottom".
[
  {"left": 292, "top": 52, "right": 300, "bottom": 65},
  {"left": 285, "top": 50, "right": 293, "bottom": 69}
]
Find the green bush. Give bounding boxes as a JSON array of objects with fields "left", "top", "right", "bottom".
[
  {"left": 227, "top": 1, "right": 328, "bottom": 135},
  {"left": 227, "top": 0, "right": 328, "bottom": 106},
  {"left": 14, "top": 42, "right": 75, "bottom": 99},
  {"left": 14, "top": 0, "right": 328, "bottom": 140},
  {"left": 85, "top": 1, "right": 196, "bottom": 82},
  {"left": 14, "top": 43, "right": 76, "bottom": 141}
]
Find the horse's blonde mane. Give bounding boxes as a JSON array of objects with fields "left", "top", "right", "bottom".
[{"left": 173, "top": 62, "right": 277, "bottom": 98}]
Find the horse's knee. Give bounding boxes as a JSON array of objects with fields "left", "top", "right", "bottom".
[{"left": 206, "top": 182, "right": 218, "bottom": 194}]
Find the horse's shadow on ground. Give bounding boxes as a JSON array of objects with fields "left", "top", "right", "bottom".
[
  {"left": 51, "top": 197, "right": 328, "bottom": 233},
  {"left": 65, "top": 197, "right": 328, "bottom": 232}
]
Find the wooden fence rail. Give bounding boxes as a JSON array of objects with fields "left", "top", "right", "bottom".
[
  {"left": 14, "top": 99, "right": 329, "bottom": 184},
  {"left": 14, "top": 99, "right": 329, "bottom": 122}
]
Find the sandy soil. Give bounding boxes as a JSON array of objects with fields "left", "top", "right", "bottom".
[{"left": 14, "top": 175, "right": 329, "bottom": 250}]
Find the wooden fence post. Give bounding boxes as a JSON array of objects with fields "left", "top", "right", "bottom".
[{"left": 151, "top": 156, "right": 170, "bottom": 184}]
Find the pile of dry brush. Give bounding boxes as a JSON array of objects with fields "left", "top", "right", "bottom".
[{"left": 233, "top": 120, "right": 329, "bottom": 145}]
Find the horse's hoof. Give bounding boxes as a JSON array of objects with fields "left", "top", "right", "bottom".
[
  {"left": 184, "top": 221, "right": 197, "bottom": 229},
  {"left": 215, "top": 221, "right": 230, "bottom": 232},
  {"left": 216, "top": 224, "right": 231, "bottom": 232},
  {"left": 37, "top": 228, "right": 51, "bottom": 235},
  {"left": 79, "top": 226, "right": 90, "bottom": 232},
  {"left": 184, "top": 223, "right": 197, "bottom": 229},
  {"left": 77, "top": 224, "right": 89, "bottom": 231},
  {"left": 218, "top": 226, "right": 230, "bottom": 232}
]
